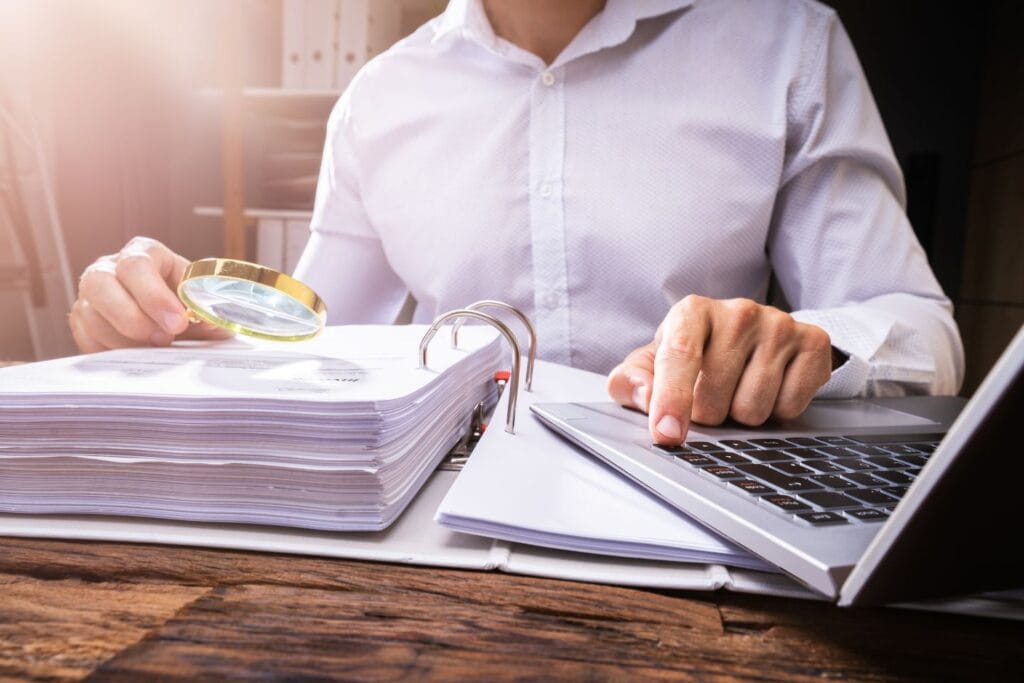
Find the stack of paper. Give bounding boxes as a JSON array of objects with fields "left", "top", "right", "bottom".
[{"left": 0, "top": 325, "right": 502, "bottom": 531}]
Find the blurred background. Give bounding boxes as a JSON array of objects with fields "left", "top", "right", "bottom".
[{"left": 0, "top": 0, "right": 1020, "bottom": 396}]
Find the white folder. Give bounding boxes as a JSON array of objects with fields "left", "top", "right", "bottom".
[
  {"left": 0, "top": 467, "right": 811, "bottom": 598},
  {"left": 0, "top": 350, "right": 805, "bottom": 597}
]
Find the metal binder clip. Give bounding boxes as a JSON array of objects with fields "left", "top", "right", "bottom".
[
  {"left": 450, "top": 300, "right": 536, "bottom": 392},
  {"left": 419, "top": 309, "right": 521, "bottom": 434}
]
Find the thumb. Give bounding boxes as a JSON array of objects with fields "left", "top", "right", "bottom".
[
  {"left": 606, "top": 342, "right": 656, "bottom": 413},
  {"left": 177, "top": 319, "right": 236, "bottom": 341}
]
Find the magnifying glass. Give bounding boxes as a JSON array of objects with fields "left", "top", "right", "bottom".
[{"left": 177, "top": 258, "right": 326, "bottom": 341}]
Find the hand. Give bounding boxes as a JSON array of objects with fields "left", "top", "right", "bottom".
[
  {"left": 70, "top": 237, "right": 234, "bottom": 353},
  {"left": 607, "top": 296, "right": 833, "bottom": 445}
]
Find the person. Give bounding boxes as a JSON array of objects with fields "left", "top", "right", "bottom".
[{"left": 69, "top": 0, "right": 964, "bottom": 447}]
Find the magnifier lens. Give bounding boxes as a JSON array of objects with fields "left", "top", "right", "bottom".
[{"left": 179, "top": 271, "right": 323, "bottom": 340}]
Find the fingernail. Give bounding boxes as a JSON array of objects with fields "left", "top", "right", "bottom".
[
  {"left": 162, "top": 312, "right": 184, "bottom": 334},
  {"left": 655, "top": 414, "right": 682, "bottom": 441},
  {"left": 150, "top": 331, "right": 173, "bottom": 346},
  {"left": 632, "top": 385, "right": 648, "bottom": 412}
]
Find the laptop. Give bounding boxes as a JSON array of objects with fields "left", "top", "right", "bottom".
[{"left": 530, "top": 326, "right": 1024, "bottom": 606}]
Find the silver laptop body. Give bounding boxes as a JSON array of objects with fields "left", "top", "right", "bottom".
[{"left": 531, "top": 326, "right": 1024, "bottom": 605}]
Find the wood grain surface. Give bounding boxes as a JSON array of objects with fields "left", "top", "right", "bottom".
[{"left": 1, "top": 537, "right": 1022, "bottom": 682}]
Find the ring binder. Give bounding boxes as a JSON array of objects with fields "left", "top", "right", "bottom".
[
  {"left": 451, "top": 300, "right": 537, "bottom": 391},
  {"left": 419, "top": 309, "right": 522, "bottom": 433}
]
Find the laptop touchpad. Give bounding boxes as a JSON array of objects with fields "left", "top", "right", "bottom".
[{"left": 774, "top": 400, "right": 939, "bottom": 431}]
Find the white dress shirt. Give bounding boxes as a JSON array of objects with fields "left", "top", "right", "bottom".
[{"left": 296, "top": 0, "right": 964, "bottom": 397}]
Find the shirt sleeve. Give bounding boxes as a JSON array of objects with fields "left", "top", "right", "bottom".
[
  {"left": 293, "top": 88, "right": 410, "bottom": 325},
  {"left": 768, "top": 11, "right": 964, "bottom": 398}
]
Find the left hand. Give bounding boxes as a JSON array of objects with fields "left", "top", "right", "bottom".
[{"left": 606, "top": 296, "right": 834, "bottom": 445}]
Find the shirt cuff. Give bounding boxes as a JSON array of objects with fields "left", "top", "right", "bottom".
[
  {"left": 790, "top": 307, "right": 896, "bottom": 399},
  {"left": 817, "top": 350, "right": 871, "bottom": 398}
]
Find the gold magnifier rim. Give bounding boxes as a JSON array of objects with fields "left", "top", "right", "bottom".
[{"left": 177, "top": 258, "right": 327, "bottom": 342}]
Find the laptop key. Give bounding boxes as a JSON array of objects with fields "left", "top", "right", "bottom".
[
  {"left": 737, "top": 464, "right": 822, "bottom": 491},
  {"left": 845, "top": 508, "right": 889, "bottom": 522},
  {"left": 749, "top": 438, "right": 791, "bottom": 449},
  {"left": 843, "top": 472, "right": 888, "bottom": 487},
  {"left": 846, "top": 488, "right": 898, "bottom": 505},
  {"left": 787, "top": 437, "right": 826, "bottom": 447},
  {"left": 893, "top": 454, "right": 928, "bottom": 468},
  {"left": 701, "top": 465, "right": 743, "bottom": 479},
  {"left": 875, "top": 470, "right": 915, "bottom": 485},
  {"left": 817, "top": 436, "right": 855, "bottom": 445},
  {"left": 797, "top": 491, "right": 859, "bottom": 509},
  {"left": 847, "top": 445, "right": 890, "bottom": 456},
  {"left": 804, "top": 459, "right": 845, "bottom": 473},
  {"left": 866, "top": 456, "right": 906, "bottom": 470},
  {"left": 762, "top": 495, "right": 811, "bottom": 512},
  {"left": 772, "top": 461, "right": 815, "bottom": 476},
  {"left": 883, "top": 485, "right": 909, "bottom": 499},
  {"left": 834, "top": 458, "right": 876, "bottom": 471},
  {"left": 796, "top": 511, "right": 849, "bottom": 526},
  {"left": 820, "top": 446, "right": 862, "bottom": 458},
  {"left": 678, "top": 453, "right": 716, "bottom": 467},
  {"left": 782, "top": 448, "right": 824, "bottom": 460},
  {"left": 880, "top": 444, "right": 922, "bottom": 456},
  {"left": 688, "top": 441, "right": 725, "bottom": 452},
  {"left": 741, "top": 449, "right": 793, "bottom": 463},
  {"left": 719, "top": 439, "right": 758, "bottom": 450},
  {"left": 710, "top": 451, "right": 751, "bottom": 465},
  {"left": 810, "top": 474, "right": 856, "bottom": 489},
  {"left": 728, "top": 478, "right": 776, "bottom": 495},
  {"left": 655, "top": 444, "right": 692, "bottom": 454}
]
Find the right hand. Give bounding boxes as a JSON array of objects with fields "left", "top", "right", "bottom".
[{"left": 70, "top": 237, "right": 234, "bottom": 353}]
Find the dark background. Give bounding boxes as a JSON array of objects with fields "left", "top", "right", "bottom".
[{"left": 2, "top": 0, "right": 1022, "bottom": 393}]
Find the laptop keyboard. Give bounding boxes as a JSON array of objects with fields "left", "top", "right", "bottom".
[{"left": 653, "top": 433, "right": 942, "bottom": 526}]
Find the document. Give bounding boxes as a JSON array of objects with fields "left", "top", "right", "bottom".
[{"left": 0, "top": 325, "right": 503, "bottom": 530}]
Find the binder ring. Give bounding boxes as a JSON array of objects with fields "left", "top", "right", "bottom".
[
  {"left": 419, "top": 309, "right": 521, "bottom": 434},
  {"left": 451, "top": 300, "right": 536, "bottom": 391}
]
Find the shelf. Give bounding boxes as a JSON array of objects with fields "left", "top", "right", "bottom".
[
  {"left": 196, "top": 87, "right": 343, "bottom": 100},
  {"left": 194, "top": 206, "right": 314, "bottom": 221},
  {"left": 196, "top": 87, "right": 339, "bottom": 122}
]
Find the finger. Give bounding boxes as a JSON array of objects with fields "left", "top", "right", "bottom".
[
  {"left": 729, "top": 312, "right": 800, "bottom": 425},
  {"left": 76, "top": 300, "right": 148, "bottom": 350},
  {"left": 116, "top": 238, "right": 191, "bottom": 336},
  {"left": 607, "top": 343, "right": 656, "bottom": 412},
  {"left": 80, "top": 268, "right": 173, "bottom": 346},
  {"left": 69, "top": 302, "right": 105, "bottom": 354},
  {"left": 649, "top": 296, "right": 712, "bottom": 444},
  {"left": 690, "top": 299, "right": 760, "bottom": 425},
  {"left": 773, "top": 325, "right": 832, "bottom": 420}
]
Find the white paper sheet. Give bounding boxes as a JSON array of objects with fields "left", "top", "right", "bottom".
[{"left": 436, "top": 360, "right": 774, "bottom": 571}]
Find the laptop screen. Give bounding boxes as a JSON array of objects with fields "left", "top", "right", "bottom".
[{"left": 840, "top": 326, "right": 1024, "bottom": 605}]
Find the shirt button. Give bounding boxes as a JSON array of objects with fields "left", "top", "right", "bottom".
[
  {"left": 544, "top": 292, "right": 560, "bottom": 309},
  {"left": 541, "top": 71, "right": 555, "bottom": 86},
  {"left": 539, "top": 183, "right": 552, "bottom": 198}
]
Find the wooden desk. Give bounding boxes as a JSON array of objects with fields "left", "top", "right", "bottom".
[
  {"left": 1, "top": 360, "right": 1021, "bottom": 680},
  {"left": 1, "top": 538, "right": 1022, "bottom": 681}
]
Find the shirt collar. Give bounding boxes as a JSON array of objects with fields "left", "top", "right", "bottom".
[
  {"left": 432, "top": 0, "right": 498, "bottom": 49},
  {"left": 432, "top": 0, "right": 695, "bottom": 65}
]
